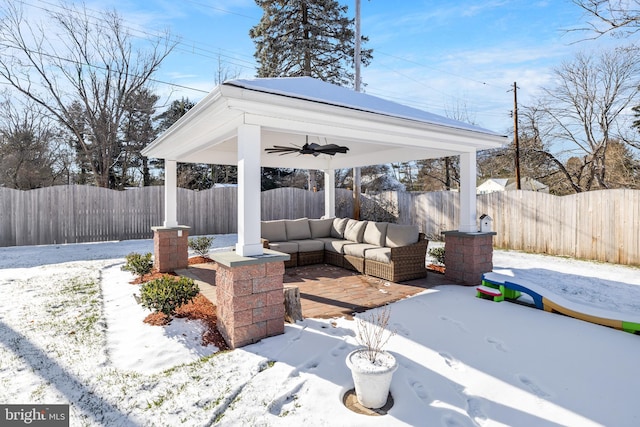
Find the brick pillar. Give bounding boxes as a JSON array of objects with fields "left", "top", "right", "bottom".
[
  {"left": 152, "top": 226, "right": 190, "bottom": 273},
  {"left": 212, "top": 251, "right": 289, "bottom": 348},
  {"left": 442, "top": 231, "right": 496, "bottom": 286}
]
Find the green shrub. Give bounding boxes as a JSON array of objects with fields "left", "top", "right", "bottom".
[
  {"left": 139, "top": 276, "right": 199, "bottom": 317},
  {"left": 188, "top": 236, "right": 215, "bottom": 258},
  {"left": 428, "top": 247, "right": 445, "bottom": 265},
  {"left": 121, "top": 252, "right": 154, "bottom": 279}
]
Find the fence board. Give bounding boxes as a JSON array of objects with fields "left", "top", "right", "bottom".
[{"left": 0, "top": 186, "right": 638, "bottom": 266}]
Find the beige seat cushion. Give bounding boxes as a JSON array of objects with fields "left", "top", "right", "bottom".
[
  {"left": 285, "top": 218, "right": 311, "bottom": 240},
  {"left": 309, "top": 218, "right": 334, "bottom": 238},
  {"left": 330, "top": 217, "right": 349, "bottom": 238},
  {"left": 344, "top": 219, "right": 368, "bottom": 242},
  {"left": 363, "top": 222, "right": 388, "bottom": 247},
  {"left": 290, "top": 239, "right": 324, "bottom": 252},
  {"left": 343, "top": 243, "right": 379, "bottom": 258},
  {"left": 267, "top": 241, "right": 299, "bottom": 254},
  {"left": 261, "top": 220, "right": 287, "bottom": 242},
  {"left": 385, "top": 224, "right": 419, "bottom": 247},
  {"left": 325, "top": 239, "right": 357, "bottom": 254},
  {"left": 364, "top": 247, "right": 391, "bottom": 263}
]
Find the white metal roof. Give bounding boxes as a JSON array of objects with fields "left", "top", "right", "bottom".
[{"left": 142, "top": 77, "right": 507, "bottom": 169}]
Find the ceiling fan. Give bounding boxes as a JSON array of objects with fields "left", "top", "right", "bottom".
[{"left": 265, "top": 137, "right": 349, "bottom": 157}]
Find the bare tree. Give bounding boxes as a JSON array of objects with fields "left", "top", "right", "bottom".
[
  {"left": 0, "top": 1, "right": 175, "bottom": 188},
  {"left": 572, "top": 1, "right": 640, "bottom": 38},
  {"left": 0, "top": 94, "right": 69, "bottom": 189},
  {"left": 524, "top": 49, "right": 640, "bottom": 192}
]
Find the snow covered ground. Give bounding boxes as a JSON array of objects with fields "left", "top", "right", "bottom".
[{"left": 1, "top": 236, "right": 639, "bottom": 426}]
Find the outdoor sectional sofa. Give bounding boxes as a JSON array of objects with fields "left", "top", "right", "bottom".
[{"left": 260, "top": 217, "right": 428, "bottom": 283}]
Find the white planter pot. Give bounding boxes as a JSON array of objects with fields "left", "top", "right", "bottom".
[{"left": 346, "top": 348, "right": 398, "bottom": 409}]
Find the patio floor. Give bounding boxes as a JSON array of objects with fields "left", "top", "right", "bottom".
[{"left": 176, "top": 262, "right": 451, "bottom": 319}]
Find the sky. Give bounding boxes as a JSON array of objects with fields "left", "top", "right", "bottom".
[
  {"left": 15, "top": 0, "right": 631, "bottom": 134},
  {"left": 2, "top": 235, "right": 640, "bottom": 425}
]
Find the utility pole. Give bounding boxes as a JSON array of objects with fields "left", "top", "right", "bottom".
[
  {"left": 352, "top": 0, "right": 362, "bottom": 219},
  {"left": 511, "top": 82, "right": 521, "bottom": 190}
]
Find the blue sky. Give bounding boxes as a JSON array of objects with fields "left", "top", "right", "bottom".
[{"left": 28, "top": 0, "right": 629, "bottom": 134}]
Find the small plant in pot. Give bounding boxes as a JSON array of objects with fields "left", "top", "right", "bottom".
[{"left": 346, "top": 305, "right": 397, "bottom": 409}]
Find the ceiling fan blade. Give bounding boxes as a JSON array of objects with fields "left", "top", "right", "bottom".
[
  {"left": 265, "top": 143, "right": 349, "bottom": 156},
  {"left": 264, "top": 145, "right": 299, "bottom": 154}
]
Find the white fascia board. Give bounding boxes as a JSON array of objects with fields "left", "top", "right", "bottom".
[
  {"left": 144, "top": 108, "right": 243, "bottom": 160},
  {"left": 232, "top": 99, "right": 506, "bottom": 152},
  {"left": 142, "top": 88, "right": 229, "bottom": 158}
]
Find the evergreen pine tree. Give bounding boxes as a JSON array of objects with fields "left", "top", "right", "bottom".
[{"left": 250, "top": 0, "right": 372, "bottom": 87}]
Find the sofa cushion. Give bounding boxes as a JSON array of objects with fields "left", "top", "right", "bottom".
[
  {"left": 385, "top": 224, "right": 419, "bottom": 248},
  {"left": 268, "top": 241, "right": 299, "bottom": 254},
  {"left": 261, "top": 220, "right": 287, "bottom": 242},
  {"left": 344, "top": 219, "right": 368, "bottom": 243},
  {"left": 309, "top": 218, "right": 334, "bottom": 238},
  {"left": 325, "top": 239, "right": 357, "bottom": 254},
  {"left": 343, "top": 243, "right": 379, "bottom": 258},
  {"left": 364, "top": 247, "right": 391, "bottom": 263},
  {"left": 330, "top": 217, "right": 349, "bottom": 238},
  {"left": 290, "top": 239, "right": 325, "bottom": 252},
  {"left": 363, "top": 221, "right": 388, "bottom": 247},
  {"left": 285, "top": 218, "right": 311, "bottom": 240}
]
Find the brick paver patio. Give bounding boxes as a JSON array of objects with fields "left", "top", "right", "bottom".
[{"left": 177, "top": 261, "right": 450, "bottom": 319}]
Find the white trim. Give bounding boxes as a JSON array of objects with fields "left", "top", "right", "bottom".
[
  {"left": 459, "top": 151, "right": 477, "bottom": 233},
  {"left": 235, "top": 124, "right": 264, "bottom": 257},
  {"left": 324, "top": 169, "right": 336, "bottom": 218},
  {"left": 163, "top": 160, "right": 178, "bottom": 228}
]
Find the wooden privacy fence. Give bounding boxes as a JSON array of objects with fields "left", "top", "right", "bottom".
[{"left": 0, "top": 185, "right": 638, "bottom": 265}]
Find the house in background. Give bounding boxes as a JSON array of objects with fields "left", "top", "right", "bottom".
[{"left": 477, "top": 177, "right": 549, "bottom": 194}]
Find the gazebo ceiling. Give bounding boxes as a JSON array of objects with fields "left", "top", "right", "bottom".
[{"left": 142, "top": 77, "right": 508, "bottom": 169}]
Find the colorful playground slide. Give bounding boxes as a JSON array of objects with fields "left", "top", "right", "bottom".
[{"left": 478, "top": 272, "right": 640, "bottom": 334}]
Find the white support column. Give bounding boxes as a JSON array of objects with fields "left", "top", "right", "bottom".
[
  {"left": 323, "top": 169, "right": 336, "bottom": 218},
  {"left": 459, "top": 150, "right": 478, "bottom": 233},
  {"left": 164, "top": 159, "right": 178, "bottom": 228},
  {"left": 235, "top": 124, "right": 264, "bottom": 257}
]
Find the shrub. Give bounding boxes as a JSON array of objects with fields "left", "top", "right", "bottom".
[
  {"left": 188, "top": 236, "right": 215, "bottom": 258},
  {"left": 428, "top": 247, "right": 445, "bottom": 266},
  {"left": 355, "top": 305, "right": 396, "bottom": 364},
  {"left": 139, "top": 276, "right": 200, "bottom": 318},
  {"left": 121, "top": 252, "right": 153, "bottom": 279}
]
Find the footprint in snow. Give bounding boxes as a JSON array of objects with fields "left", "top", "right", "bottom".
[
  {"left": 441, "top": 414, "right": 468, "bottom": 427},
  {"left": 289, "top": 325, "right": 307, "bottom": 343},
  {"left": 304, "top": 359, "right": 319, "bottom": 370},
  {"left": 330, "top": 340, "right": 347, "bottom": 357},
  {"left": 439, "top": 352, "right": 463, "bottom": 371},
  {"left": 486, "top": 337, "right": 508, "bottom": 352},
  {"left": 517, "top": 374, "right": 551, "bottom": 399},
  {"left": 409, "top": 379, "right": 429, "bottom": 402},
  {"left": 439, "top": 315, "right": 469, "bottom": 333},
  {"left": 466, "top": 397, "right": 488, "bottom": 426}
]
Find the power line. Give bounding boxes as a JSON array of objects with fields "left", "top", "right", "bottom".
[{"left": 12, "top": 0, "right": 512, "bottom": 115}]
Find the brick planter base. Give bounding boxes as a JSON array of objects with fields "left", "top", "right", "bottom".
[
  {"left": 152, "top": 226, "right": 190, "bottom": 273},
  {"left": 211, "top": 250, "right": 290, "bottom": 349},
  {"left": 442, "top": 231, "right": 496, "bottom": 286}
]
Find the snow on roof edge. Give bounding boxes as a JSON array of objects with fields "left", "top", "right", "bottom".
[{"left": 224, "top": 77, "right": 504, "bottom": 137}]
